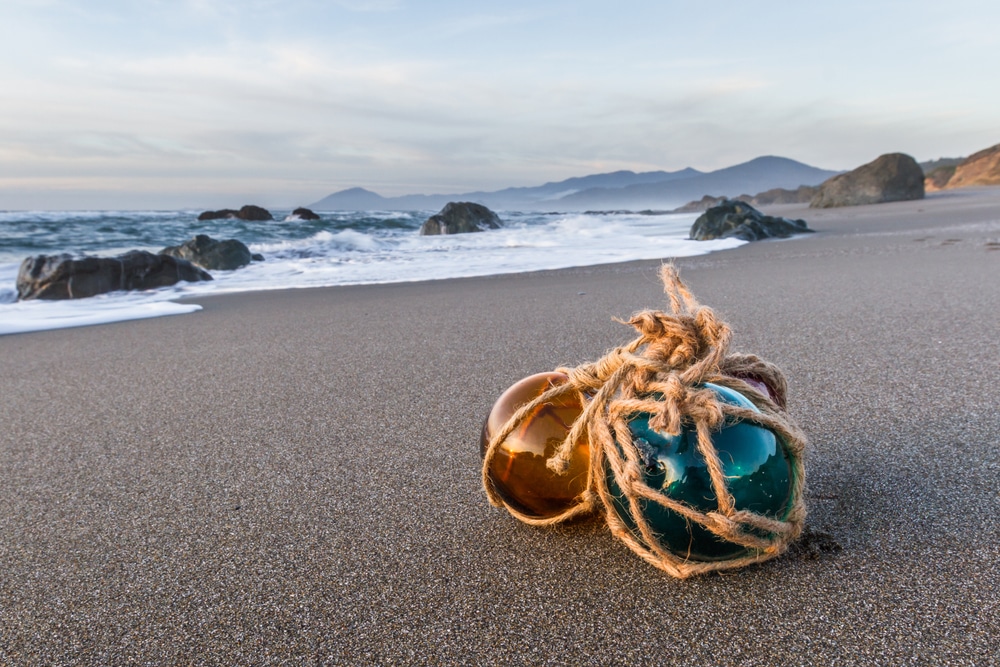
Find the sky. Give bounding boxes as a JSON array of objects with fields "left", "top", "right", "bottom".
[{"left": 1, "top": 0, "right": 998, "bottom": 210}]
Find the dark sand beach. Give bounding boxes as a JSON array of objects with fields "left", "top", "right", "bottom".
[{"left": 2, "top": 188, "right": 998, "bottom": 665}]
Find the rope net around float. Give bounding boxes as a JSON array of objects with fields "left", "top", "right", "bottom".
[{"left": 481, "top": 264, "right": 807, "bottom": 579}]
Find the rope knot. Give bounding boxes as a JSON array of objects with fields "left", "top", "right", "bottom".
[
  {"left": 694, "top": 307, "right": 726, "bottom": 347},
  {"left": 705, "top": 511, "right": 738, "bottom": 534},
  {"left": 645, "top": 380, "right": 725, "bottom": 434},
  {"left": 620, "top": 460, "right": 644, "bottom": 491},
  {"left": 562, "top": 346, "right": 632, "bottom": 393},
  {"left": 627, "top": 310, "right": 681, "bottom": 338},
  {"left": 624, "top": 311, "right": 695, "bottom": 366}
]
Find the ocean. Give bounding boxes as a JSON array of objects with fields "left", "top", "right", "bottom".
[{"left": 0, "top": 208, "right": 744, "bottom": 335}]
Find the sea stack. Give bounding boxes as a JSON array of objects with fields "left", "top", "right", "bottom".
[
  {"left": 197, "top": 205, "right": 275, "bottom": 221},
  {"left": 419, "top": 202, "right": 503, "bottom": 235},
  {"left": 159, "top": 235, "right": 256, "bottom": 271}
]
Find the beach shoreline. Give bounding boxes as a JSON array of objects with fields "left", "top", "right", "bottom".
[
  {"left": 0, "top": 207, "right": 744, "bottom": 336},
  {"left": 173, "top": 185, "right": 1000, "bottom": 308},
  {"left": 1, "top": 188, "right": 998, "bottom": 664}
]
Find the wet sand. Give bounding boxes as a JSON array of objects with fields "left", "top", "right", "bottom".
[{"left": 1, "top": 187, "right": 998, "bottom": 664}]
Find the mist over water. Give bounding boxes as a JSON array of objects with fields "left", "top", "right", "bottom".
[{"left": 0, "top": 209, "right": 744, "bottom": 334}]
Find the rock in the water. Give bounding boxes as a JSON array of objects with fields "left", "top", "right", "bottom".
[
  {"left": 237, "top": 205, "right": 273, "bottom": 221},
  {"left": 290, "top": 207, "right": 321, "bottom": 221},
  {"left": 197, "top": 205, "right": 274, "bottom": 221},
  {"left": 17, "top": 251, "right": 212, "bottom": 301},
  {"left": 689, "top": 200, "right": 813, "bottom": 242},
  {"left": 419, "top": 202, "right": 502, "bottom": 235},
  {"left": 810, "top": 153, "right": 924, "bottom": 208},
  {"left": 197, "top": 208, "right": 239, "bottom": 221},
  {"left": 160, "top": 234, "right": 255, "bottom": 271}
]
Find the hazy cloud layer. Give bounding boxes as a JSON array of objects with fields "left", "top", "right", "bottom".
[{"left": 1, "top": 0, "right": 998, "bottom": 208}]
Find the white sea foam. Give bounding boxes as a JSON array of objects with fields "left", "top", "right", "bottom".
[
  {"left": 0, "top": 294, "right": 202, "bottom": 335},
  {"left": 0, "top": 210, "right": 749, "bottom": 335}
]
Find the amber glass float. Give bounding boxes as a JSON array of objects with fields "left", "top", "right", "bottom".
[{"left": 481, "top": 372, "right": 589, "bottom": 519}]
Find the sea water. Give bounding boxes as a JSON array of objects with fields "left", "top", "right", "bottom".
[{"left": 0, "top": 209, "right": 744, "bottom": 335}]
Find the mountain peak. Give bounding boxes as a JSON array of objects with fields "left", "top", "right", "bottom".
[
  {"left": 309, "top": 156, "right": 838, "bottom": 211},
  {"left": 310, "top": 187, "right": 387, "bottom": 210}
]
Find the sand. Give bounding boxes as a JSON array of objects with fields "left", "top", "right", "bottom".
[{"left": 1, "top": 187, "right": 998, "bottom": 665}]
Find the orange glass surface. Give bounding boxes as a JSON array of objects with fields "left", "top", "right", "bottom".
[{"left": 480, "top": 372, "right": 590, "bottom": 519}]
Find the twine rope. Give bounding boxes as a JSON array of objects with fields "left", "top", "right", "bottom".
[{"left": 481, "top": 264, "right": 807, "bottom": 578}]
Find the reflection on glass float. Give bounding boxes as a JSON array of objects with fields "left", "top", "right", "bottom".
[{"left": 730, "top": 372, "right": 785, "bottom": 408}]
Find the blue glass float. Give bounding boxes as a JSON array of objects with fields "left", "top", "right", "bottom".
[{"left": 605, "top": 383, "right": 793, "bottom": 561}]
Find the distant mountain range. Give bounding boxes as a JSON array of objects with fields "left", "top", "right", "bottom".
[{"left": 309, "top": 156, "right": 841, "bottom": 212}]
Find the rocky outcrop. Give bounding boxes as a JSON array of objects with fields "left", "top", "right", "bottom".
[
  {"left": 238, "top": 205, "right": 273, "bottom": 221},
  {"left": 674, "top": 195, "right": 739, "bottom": 213},
  {"left": 197, "top": 208, "right": 238, "bottom": 221},
  {"left": 160, "top": 234, "right": 256, "bottom": 271},
  {"left": 197, "top": 205, "right": 274, "bottom": 221},
  {"left": 419, "top": 202, "right": 503, "bottom": 235},
  {"left": 689, "top": 200, "right": 812, "bottom": 242},
  {"left": 810, "top": 153, "right": 924, "bottom": 208},
  {"left": 920, "top": 157, "right": 963, "bottom": 172},
  {"left": 17, "top": 251, "right": 212, "bottom": 301},
  {"left": 675, "top": 185, "right": 818, "bottom": 213},
  {"left": 290, "top": 207, "right": 320, "bottom": 221},
  {"left": 924, "top": 166, "right": 957, "bottom": 192},
  {"left": 942, "top": 143, "right": 1000, "bottom": 189},
  {"left": 751, "top": 185, "right": 818, "bottom": 206}
]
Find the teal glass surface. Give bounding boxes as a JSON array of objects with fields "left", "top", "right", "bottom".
[{"left": 606, "top": 383, "right": 793, "bottom": 561}]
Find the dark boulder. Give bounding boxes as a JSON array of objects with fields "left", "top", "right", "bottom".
[
  {"left": 197, "top": 205, "right": 274, "bottom": 221},
  {"left": 238, "top": 204, "right": 273, "bottom": 221},
  {"left": 810, "top": 153, "right": 924, "bottom": 208},
  {"left": 419, "top": 202, "right": 502, "bottom": 235},
  {"left": 160, "top": 234, "right": 255, "bottom": 271},
  {"left": 291, "top": 207, "right": 321, "bottom": 221},
  {"left": 17, "top": 251, "right": 212, "bottom": 301},
  {"left": 197, "top": 208, "right": 239, "bottom": 221},
  {"left": 689, "top": 200, "right": 813, "bottom": 242}
]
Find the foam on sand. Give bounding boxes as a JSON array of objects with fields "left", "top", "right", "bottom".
[{"left": 0, "top": 293, "right": 202, "bottom": 335}]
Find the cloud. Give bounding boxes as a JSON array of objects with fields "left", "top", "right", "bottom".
[
  {"left": 330, "top": 0, "right": 401, "bottom": 10},
  {"left": 178, "top": 0, "right": 400, "bottom": 16},
  {"left": 432, "top": 9, "right": 544, "bottom": 36},
  {"left": 3, "top": 0, "right": 1000, "bottom": 208}
]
